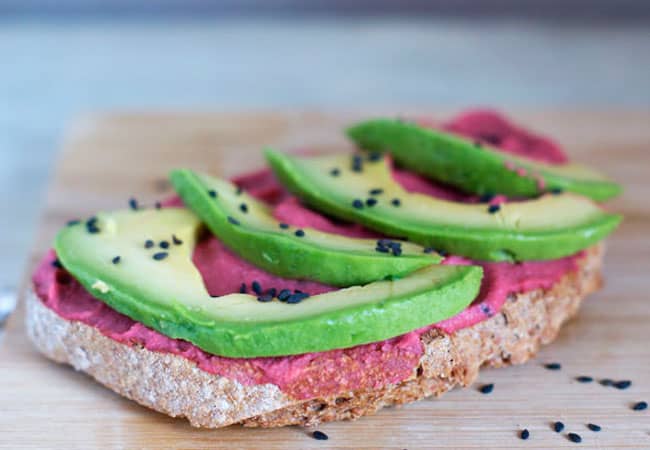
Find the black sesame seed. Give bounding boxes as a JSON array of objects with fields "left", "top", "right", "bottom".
[
  {"left": 287, "top": 292, "right": 309, "bottom": 304},
  {"left": 86, "top": 217, "right": 100, "bottom": 233},
  {"left": 312, "top": 430, "right": 328, "bottom": 441},
  {"left": 391, "top": 198, "right": 401, "bottom": 207},
  {"left": 391, "top": 246, "right": 402, "bottom": 256},
  {"left": 351, "top": 154, "right": 363, "bottom": 172},
  {"left": 550, "top": 187, "right": 564, "bottom": 195},
  {"left": 375, "top": 246, "right": 389, "bottom": 253},
  {"left": 66, "top": 219, "right": 81, "bottom": 226},
  {"left": 227, "top": 216, "right": 240, "bottom": 225},
  {"left": 554, "top": 421, "right": 565, "bottom": 433},
  {"left": 172, "top": 235, "right": 183, "bottom": 245},
  {"left": 567, "top": 432, "right": 582, "bottom": 443},
  {"left": 279, "top": 222, "right": 290, "bottom": 229},
  {"left": 487, "top": 204, "right": 501, "bottom": 214},
  {"left": 369, "top": 188, "right": 384, "bottom": 195},
  {"left": 544, "top": 363, "right": 562, "bottom": 370},
  {"left": 576, "top": 376, "right": 594, "bottom": 383},
  {"left": 51, "top": 259, "right": 63, "bottom": 269},
  {"left": 145, "top": 239, "right": 155, "bottom": 249},
  {"left": 520, "top": 429, "right": 530, "bottom": 440},
  {"left": 367, "top": 151, "right": 382, "bottom": 162},
  {"left": 155, "top": 201, "right": 162, "bottom": 210},
  {"left": 329, "top": 168, "right": 340, "bottom": 177},
  {"left": 208, "top": 190, "right": 217, "bottom": 198},
  {"left": 614, "top": 380, "right": 631, "bottom": 390},
  {"left": 438, "top": 249, "right": 448, "bottom": 257},
  {"left": 152, "top": 252, "right": 168, "bottom": 261},
  {"left": 257, "top": 294, "right": 273, "bottom": 303},
  {"left": 239, "top": 203, "right": 248, "bottom": 213},
  {"left": 277, "top": 289, "right": 291, "bottom": 301},
  {"left": 366, "top": 198, "right": 377, "bottom": 207},
  {"left": 266, "top": 288, "right": 277, "bottom": 297},
  {"left": 479, "top": 383, "right": 494, "bottom": 394},
  {"left": 159, "top": 241, "right": 170, "bottom": 249},
  {"left": 587, "top": 423, "right": 601, "bottom": 432},
  {"left": 111, "top": 256, "right": 121, "bottom": 264},
  {"left": 352, "top": 199, "right": 364, "bottom": 209},
  {"left": 423, "top": 247, "right": 436, "bottom": 254},
  {"left": 251, "top": 281, "right": 262, "bottom": 295},
  {"left": 599, "top": 378, "right": 614, "bottom": 387},
  {"left": 295, "top": 229, "right": 305, "bottom": 237},
  {"left": 239, "top": 283, "right": 247, "bottom": 294},
  {"left": 632, "top": 401, "right": 648, "bottom": 411},
  {"left": 129, "top": 197, "right": 139, "bottom": 210}
]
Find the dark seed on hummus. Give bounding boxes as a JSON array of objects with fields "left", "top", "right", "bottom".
[
  {"left": 614, "top": 380, "right": 631, "bottom": 390},
  {"left": 111, "top": 256, "right": 121, "bottom": 264},
  {"left": 576, "top": 376, "right": 594, "bottom": 383},
  {"left": 632, "top": 401, "right": 648, "bottom": 411},
  {"left": 554, "top": 421, "right": 564, "bottom": 433},
  {"left": 208, "top": 190, "right": 217, "bottom": 198},
  {"left": 128, "top": 197, "right": 138, "bottom": 210},
  {"left": 369, "top": 188, "right": 383, "bottom": 195},
  {"left": 239, "top": 283, "right": 247, "bottom": 294},
  {"left": 519, "top": 429, "right": 530, "bottom": 440},
  {"left": 172, "top": 235, "right": 183, "bottom": 245},
  {"left": 391, "top": 198, "right": 401, "bottom": 207},
  {"left": 66, "top": 219, "right": 81, "bottom": 226},
  {"left": 144, "top": 239, "right": 154, "bottom": 249},
  {"left": 257, "top": 294, "right": 273, "bottom": 303},
  {"left": 159, "top": 241, "right": 170, "bottom": 249},
  {"left": 251, "top": 281, "right": 262, "bottom": 295},
  {"left": 479, "top": 383, "right": 494, "bottom": 394},
  {"left": 329, "top": 168, "right": 340, "bottom": 177},
  {"left": 487, "top": 204, "right": 501, "bottom": 214},
  {"left": 152, "top": 252, "right": 168, "bottom": 261},
  {"left": 227, "top": 216, "right": 240, "bottom": 225},
  {"left": 599, "top": 378, "right": 614, "bottom": 386},
  {"left": 279, "top": 222, "right": 290, "bottom": 229},
  {"left": 352, "top": 199, "right": 364, "bottom": 209},
  {"left": 587, "top": 423, "right": 601, "bottom": 432},
  {"left": 312, "top": 430, "right": 328, "bottom": 440},
  {"left": 544, "top": 363, "right": 562, "bottom": 370},
  {"left": 567, "top": 432, "right": 582, "bottom": 443},
  {"left": 366, "top": 198, "right": 377, "bottom": 207},
  {"left": 277, "top": 289, "right": 291, "bottom": 301},
  {"left": 51, "top": 259, "right": 63, "bottom": 269},
  {"left": 239, "top": 203, "right": 248, "bottom": 213},
  {"left": 295, "top": 229, "right": 305, "bottom": 237}
]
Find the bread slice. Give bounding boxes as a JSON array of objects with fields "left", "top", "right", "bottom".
[{"left": 25, "top": 245, "right": 603, "bottom": 428}]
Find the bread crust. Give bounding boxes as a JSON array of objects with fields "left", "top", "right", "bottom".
[{"left": 25, "top": 245, "right": 603, "bottom": 428}]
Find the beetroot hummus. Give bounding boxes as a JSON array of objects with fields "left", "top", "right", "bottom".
[{"left": 32, "top": 110, "right": 582, "bottom": 399}]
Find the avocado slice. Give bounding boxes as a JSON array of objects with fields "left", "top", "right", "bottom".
[
  {"left": 265, "top": 149, "right": 622, "bottom": 262},
  {"left": 170, "top": 169, "right": 440, "bottom": 286},
  {"left": 347, "top": 118, "right": 622, "bottom": 201},
  {"left": 55, "top": 208, "right": 482, "bottom": 357}
]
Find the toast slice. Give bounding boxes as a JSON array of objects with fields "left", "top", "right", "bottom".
[{"left": 25, "top": 245, "right": 603, "bottom": 428}]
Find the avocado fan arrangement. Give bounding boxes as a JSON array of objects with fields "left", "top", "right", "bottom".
[{"left": 29, "top": 111, "right": 623, "bottom": 429}]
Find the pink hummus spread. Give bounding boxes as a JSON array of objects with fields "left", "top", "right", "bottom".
[{"left": 32, "top": 110, "right": 582, "bottom": 399}]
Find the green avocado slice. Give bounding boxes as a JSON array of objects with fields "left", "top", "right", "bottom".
[
  {"left": 55, "top": 209, "right": 483, "bottom": 357},
  {"left": 265, "top": 149, "right": 622, "bottom": 262},
  {"left": 347, "top": 118, "right": 622, "bottom": 201},
  {"left": 170, "top": 169, "right": 441, "bottom": 286}
]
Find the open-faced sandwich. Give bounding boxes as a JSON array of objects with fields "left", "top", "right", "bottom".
[{"left": 27, "top": 110, "right": 622, "bottom": 428}]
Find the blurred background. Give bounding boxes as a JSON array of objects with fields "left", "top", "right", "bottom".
[{"left": 1, "top": 1, "right": 649, "bottom": 291}]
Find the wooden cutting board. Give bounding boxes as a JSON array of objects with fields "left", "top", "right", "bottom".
[{"left": 1, "top": 111, "right": 648, "bottom": 450}]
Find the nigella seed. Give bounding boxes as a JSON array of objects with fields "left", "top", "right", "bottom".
[
  {"left": 266, "top": 288, "right": 277, "bottom": 297},
  {"left": 159, "top": 241, "right": 170, "bottom": 249},
  {"left": 208, "top": 190, "right": 217, "bottom": 198},
  {"left": 550, "top": 187, "right": 564, "bottom": 195},
  {"left": 111, "top": 256, "right": 121, "bottom": 264},
  {"left": 312, "top": 430, "right": 328, "bottom": 441},
  {"left": 129, "top": 197, "right": 139, "bottom": 210},
  {"left": 227, "top": 216, "right": 240, "bottom": 225},
  {"left": 239, "top": 203, "right": 248, "bottom": 213},
  {"left": 519, "top": 429, "right": 530, "bottom": 440},
  {"left": 366, "top": 198, "right": 377, "bottom": 207},
  {"left": 51, "top": 259, "right": 63, "bottom": 269},
  {"left": 576, "top": 376, "right": 594, "bottom": 383},
  {"left": 145, "top": 239, "right": 154, "bottom": 249},
  {"left": 438, "top": 249, "right": 448, "bottom": 257},
  {"left": 86, "top": 217, "right": 100, "bottom": 233},
  {"left": 544, "top": 363, "right": 562, "bottom": 370},
  {"left": 279, "top": 222, "right": 290, "bottom": 229},
  {"left": 479, "top": 383, "right": 494, "bottom": 394},
  {"left": 614, "top": 380, "right": 631, "bottom": 390},
  {"left": 152, "top": 252, "right": 168, "bottom": 261},
  {"left": 487, "top": 204, "right": 501, "bottom": 214},
  {"left": 277, "top": 289, "right": 291, "bottom": 301},
  {"left": 172, "top": 235, "right": 183, "bottom": 245},
  {"left": 423, "top": 247, "right": 436, "bottom": 254},
  {"left": 391, "top": 246, "right": 402, "bottom": 256},
  {"left": 66, "top": 219, "right": 81, "bottom": 226},
  {"left": 369, "top": 188, "right": 384, "bottom": 195},
  {"left": 351, "top": 154, "right": 363, "bottom": 172},
  {"left": 295, "top": 229, "right": 305, "bottom": 237},
  {"left": 567, "top": 432, "right": 582, "bottom": 443},
  {"left": 239, "top": 283, "right": 247, "bottom": 294},
  {"left": 479, "top": 193, "right": 495, "bottom": 203},
  {"left": 587, "top": 423, "right": 601, "bottom": 432},
  {"left": 554, "top": 421, "right": 565, "bottom": 433},
  {"left": 329, "top": 168, "right": 340, "bottom": 177},
  {"left": 391, "top": 198, "right": 401, "bottom": 207},
  {"left": 599, "top": 378, "right": 614, "bottom": 386},
  {"left": 257, "top": 294, "right": 273, "bottom": 303},
  {"left": 632, "top": 401, "right": 648, "bottom": 411},
  {"left": 251, "top": 281, "right": 262, "bottom": 295},
  {"left": 352, "top": 199, "right": 364, "bottom": 209},
  {"left": 375, "top": 246, "right": 389, "bottom": 253}
]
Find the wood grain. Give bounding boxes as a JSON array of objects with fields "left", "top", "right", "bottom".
[{"left": 1, "top": 111, "right": 648, "bottom": 449}]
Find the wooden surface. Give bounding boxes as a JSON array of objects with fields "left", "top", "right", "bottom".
[{"left": 1, "top": 111, "right": 648, "bottom": 449}]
